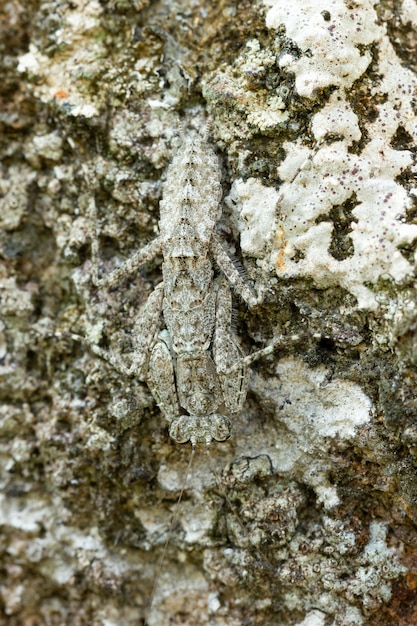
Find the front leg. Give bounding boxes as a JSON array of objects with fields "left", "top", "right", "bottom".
[
  {"left": 210, "top": 233, "right": 263, "bottom": 307},
  {"left": 83, "top": 164, "right": 163, "bottom": 288},
  {"left": 91, "top": 236, "right": 164, "bottom": 288}
]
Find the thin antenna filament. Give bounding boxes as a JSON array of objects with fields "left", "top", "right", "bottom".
[{"left": 144, "top": 446, "right": 195, "bottom": 625}]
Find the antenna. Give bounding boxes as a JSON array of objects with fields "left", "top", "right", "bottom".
[{"left": 144, "top": 445, "right": 195, "bottom": 626}]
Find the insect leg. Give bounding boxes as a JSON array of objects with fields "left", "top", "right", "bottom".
[
  {"left": 224, "top": 332, "right": 316, "bottom": 375},
  {"left": 91, "top": 236, "right": 163, "bottom": 288},
  {"left": 83, "top": 164, "right": 163, "bottom": 288},
  {"left": 213, "top": 277, "right": 249, "bottom": 414},
  {"left": 146, "top": 330, "right": 181, "bottom": 422},
  {"left": 210, "top": 233, "right": 263, "bottom": 307}
]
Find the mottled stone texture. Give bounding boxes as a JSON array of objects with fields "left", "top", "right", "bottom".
[{"left": 1, "top": 0, "right": 417, "bottom": 624}]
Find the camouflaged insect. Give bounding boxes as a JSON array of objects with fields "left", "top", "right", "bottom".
[{"left": 84, "top": 128, "right": 278, "bottom": 448}]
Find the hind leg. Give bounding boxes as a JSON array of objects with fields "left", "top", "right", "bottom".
[
  {"left": 146, "top": 330, "right": 180, "bottom": 422},
  {"left": 213, "top": 277, "right": 250, "bottom": 414}
]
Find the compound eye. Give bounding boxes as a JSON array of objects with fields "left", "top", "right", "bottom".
[
  {"left": 212, "top": 415, "right": 231, "bottom": 442},
  {"left": 169, "top": 416, "right": 190, "bottom": 444}
]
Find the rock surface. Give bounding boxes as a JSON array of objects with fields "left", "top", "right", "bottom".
[{"left": 1, "top": 0, "right": 417, "bottom": 624}]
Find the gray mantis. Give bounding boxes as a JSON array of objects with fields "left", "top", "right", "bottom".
[{"left": 83, "top": 128, "right": 286, "bottom": 448}]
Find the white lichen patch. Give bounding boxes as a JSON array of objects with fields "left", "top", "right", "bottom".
[
  {"left": 84, "top": 424, "right": 116, "bottom": 453},
  {"left": 276, "top": 357, "right": 372, "bottom": 441},
  {"left": 226, "top": 177, "right": 278, "bottom": 263},
  {"left": 252, "top": 357, "right": 372, "bottom": 507},
  {"left": 179, "top": 502, "right": 215, "bottom": 544},
  {"left": 274, "top": 135, "right": 416, "bottom": 309},
  {"left": 377, "top": 36, "right": 417, "bottom": 142},
  {"left": 347, "top": 522, "right": 406, "bottom": 607},
  {"left": 157, "top": 454, "right": 218, "bottom": 499},
  {"left": 373, "top": 287, "right": 417, "bottom": 349},
  {"left": 0, "top": 494, "right": 50, "bottom": 533},
  {"left": 311, "top": 92, "right": 361, "bottom": 146},
  {"left": 294, "top": 610, "right": 327, "bottom": 626},
  {"left": 0, "top": 487, "right": 149, "bottom": 605},
  {"left": 147, "top": 566, "right": 209, "bottom": 626},
  {"left": 17, "top": 0, "right": 105, "bottom": 116},
  {"left": 257, "top": 0, "right": 417, "bottom": 310},
  {"left": 264, "top": 0, "right": 383, "bottom": 98},
  {"left": 400, "top": 0, "right": 417, "bottom": 27}
]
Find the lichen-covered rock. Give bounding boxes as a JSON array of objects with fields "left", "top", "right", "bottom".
[{"left": 1, "top": 0, "right": 416, "bottom": 624}]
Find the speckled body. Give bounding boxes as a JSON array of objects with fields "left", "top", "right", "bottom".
[{"left": 149, "top": 132, "right": 248, "bottom": 446}]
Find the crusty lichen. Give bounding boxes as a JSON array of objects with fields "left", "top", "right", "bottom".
[
  {"left": 223, "top": 1, "right": 417, "bottom": 310},
  {"left": 265, "top": 0, "right": 384, "bottom": 98}
]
